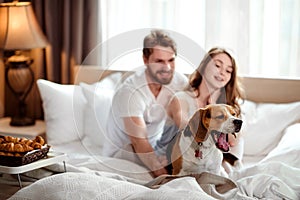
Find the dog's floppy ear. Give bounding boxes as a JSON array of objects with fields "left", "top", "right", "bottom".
[{"left": 188, "top": 107, "right": 210, "bottom": 141}]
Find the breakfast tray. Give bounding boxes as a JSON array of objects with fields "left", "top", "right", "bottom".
[
  {"left": 0, "top": 151, "right": 67, "bottom": 174},
  {"left": 0, "top": 151, "right": 67, "bottom": 188},
  {"left": 0, "top": 145, "right": 50, "bottom": 167}
]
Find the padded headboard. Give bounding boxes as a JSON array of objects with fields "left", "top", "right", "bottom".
[{"left": 72, "top": 65, "right": 300, "bottom": 104}]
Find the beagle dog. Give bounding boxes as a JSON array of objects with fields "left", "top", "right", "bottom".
[{"left": 166, "top": 104, "right": 243, "bottom": 176}]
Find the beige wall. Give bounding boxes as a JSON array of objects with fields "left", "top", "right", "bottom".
[{"left": 74, "top": 66, "right": 300, "bottom": 104}]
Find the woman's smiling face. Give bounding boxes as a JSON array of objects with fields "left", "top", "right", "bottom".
[{"left": 203, "top": 53, "right": 233, "bottom": 90}]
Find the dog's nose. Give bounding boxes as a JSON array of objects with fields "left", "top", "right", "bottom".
[
  {"left": 233, "top": 119, "right": 243, "bottom": 132},
  {"left": 233, "top": 119, "right": 243, "bottom": 126}
]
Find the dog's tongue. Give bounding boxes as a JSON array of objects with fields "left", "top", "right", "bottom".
[{"left": 216, "top": 133, "right": 230, "bottom": 152}]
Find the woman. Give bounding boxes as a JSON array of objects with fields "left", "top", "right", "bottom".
[{"left": 166, "top": 47, "right": 245, "bottom": 172}]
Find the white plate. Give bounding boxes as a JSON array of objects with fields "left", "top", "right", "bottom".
[{"left": 0, "top": 151, "right": 68, "bottom": 174}]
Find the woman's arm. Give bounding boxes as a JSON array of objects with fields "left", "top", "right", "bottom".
[{"left": 167, "top": 95, "right": 190, "bottom": 130}]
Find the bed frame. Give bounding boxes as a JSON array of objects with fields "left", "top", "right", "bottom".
[{"left": 72, "top": 65, "right": 300, "bottom": 104}]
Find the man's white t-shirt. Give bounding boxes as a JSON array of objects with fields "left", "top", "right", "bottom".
[{"left": 102, "top": 68, "right": 188, "bottom": 156}]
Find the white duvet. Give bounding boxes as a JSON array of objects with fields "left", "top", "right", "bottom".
[
  {"left": 7, "top": 149, "right": 300, "bottom": 200},
  {"left": 7, "top": 123, "right": 300, "bottom": 200}
]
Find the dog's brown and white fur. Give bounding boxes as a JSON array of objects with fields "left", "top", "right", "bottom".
[{"left": 167, "top": 104, "right": 243, "bottom": 176}]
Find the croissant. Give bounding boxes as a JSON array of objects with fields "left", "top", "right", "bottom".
[
  {"left": 19, "top": 138, "right": 29, "bottom": 143},
  {"left": 3, "top": 136, "right": 12, "bottom": 142},
  {"left": 0, "top": 151, "right": 22, "bottom": 157},
  {"left": 14, "top": 143, "right": 25, "bottom": 152},
  {"left": 31, "top": 142, "right": 42, "bottom": 149},
  {"left": 5, "top": 152, "right": 14, "bottom": 156},
  {"left": 4, "top": 136, "right": 20, "bottom": 143},
  {"left": 0, "top": 142, "right": 34, "bottom": 152},
  {"left": 14, "top": 153, "right": 22, "bottom": 157},
  {"left": 18, "top": 144, "right": 34, "bottom": 152},
  {"left": 0, "top": 143, "right": 14, "bottom": 152},
  {"left": 25, "top": 140, "right": 34, "bottom": 146},
  {"left": 0, "top": 143, "right": 5, "bottom": 151},
  {"left": 0, "top": 135, "right": 46, "bottom": 153},
  {"left": 33, "top": 136, "right": 45, "bottom": 146}
]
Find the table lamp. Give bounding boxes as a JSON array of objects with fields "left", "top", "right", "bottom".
[{"left": 0, "top": 0, "right": 48, "bottom": 126}]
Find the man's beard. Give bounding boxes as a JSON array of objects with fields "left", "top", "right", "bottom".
[{"left": 147, "top": 68, "right": 174, "bottom": 85}]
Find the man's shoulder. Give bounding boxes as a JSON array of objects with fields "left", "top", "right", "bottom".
[
  {"left": 122, "top": 68, "right": 145, "bottom": 85},
  {"left": 114, "top": 69, "right": 146, "bottom": 97},
  {"left": 170, "top": 71, "right": 188, "bottom": 88}
]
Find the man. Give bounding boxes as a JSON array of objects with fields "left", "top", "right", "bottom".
[{"left": 102, "top": 30, "right": 188, "bottom": 177}]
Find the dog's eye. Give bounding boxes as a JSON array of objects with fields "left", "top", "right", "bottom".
[{"left": 215, "top": 115, "right": 224, "bottom": 119}]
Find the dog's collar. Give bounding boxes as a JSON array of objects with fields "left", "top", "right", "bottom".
[
  {"left": 191, "top": 140, "right": 203, "bottom": 159},
  {"left": 191, "top": 140, "right": 203, "bottom": 150},
  {"left": 184, "top": 125, "right": 207, "bottom": 159}
]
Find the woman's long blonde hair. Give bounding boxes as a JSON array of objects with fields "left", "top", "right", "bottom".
[{"left": 187, "top": 47, "right": 244, "bottom": 116}]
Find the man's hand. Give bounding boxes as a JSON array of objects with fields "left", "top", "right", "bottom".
[
  {"left": 152, "top": 155, "right": 168, "bottom": 177},
  {"left": 130, "top": 137, "right": 168, "bottom": 177},
  {"left": 152, "top": 167, "right": 168, "bottom": 177},
  {"left": 158, "top": 155, "right": 168, "bottom": 166},
  {"left": 124, "top": 117, "right": 168, "bottom": 177}
]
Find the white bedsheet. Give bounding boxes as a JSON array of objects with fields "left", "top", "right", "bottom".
[{"left": 9, "top": 172, "right": 219, "bottom": 200}]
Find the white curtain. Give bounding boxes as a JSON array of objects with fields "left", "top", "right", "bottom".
[{"left": 98, "top": 0, "right": 300, "bottom": 78}]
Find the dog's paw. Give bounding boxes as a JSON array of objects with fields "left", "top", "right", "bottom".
[{"left": 233, "top": 160, "right": 243, "bottom": 170}]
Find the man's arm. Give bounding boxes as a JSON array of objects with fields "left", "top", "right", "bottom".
[{"left": 123, "top": 117, "right": 167, "bottom": 177}]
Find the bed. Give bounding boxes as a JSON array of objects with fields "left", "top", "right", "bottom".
[{"left": 4, "top": 65, "right": 300, "bottom": 199}]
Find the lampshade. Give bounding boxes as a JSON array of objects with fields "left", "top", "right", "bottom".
[
  {"left": 0, "top": 1, "right": 48, "bottom": 126},
  {"left": 0, "top": 1, "right": 48, "bottom": 50}
]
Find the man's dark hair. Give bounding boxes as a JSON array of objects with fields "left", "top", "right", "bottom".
[{"left": 143, "top": 30, "right": 177, "bottom": 59}]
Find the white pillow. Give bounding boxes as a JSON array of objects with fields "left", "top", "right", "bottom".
[
  {"left": 241, "top": 100, "right": 300, "bottom": 156},
  {"left": 259, "top": 123, "right": 300, "bottom": 167},
  {"left": 80, "top": 82, "right": 114, "bottom": 151},
  {"left": 37, "top": 79, "right": 86, "bottom": 146}
]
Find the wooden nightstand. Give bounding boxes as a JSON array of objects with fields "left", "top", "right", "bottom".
[{"left": 0, "top": 117, "right": 46, "bottom": 139}]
